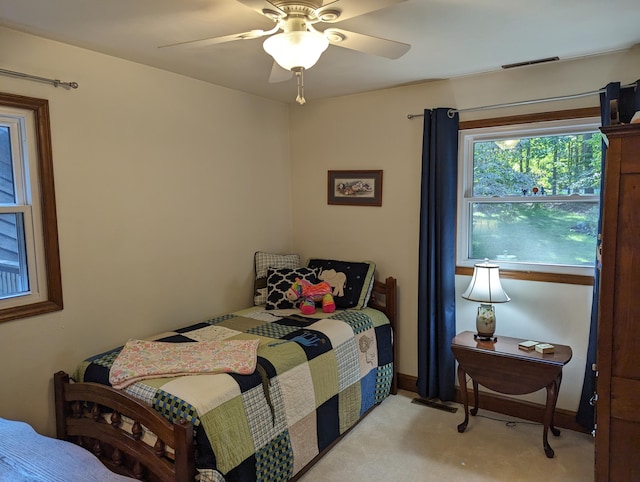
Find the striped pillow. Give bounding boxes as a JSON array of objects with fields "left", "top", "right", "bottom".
[{"left": 253, "top": 251, "right": 300, "bottom": 305}]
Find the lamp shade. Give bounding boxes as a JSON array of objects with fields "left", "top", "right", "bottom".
[
  {"left": 462, "top": 260, "right": 510, "bottom": 303},
  {"left": 263, "top": 30, "right": 329, "bottom": 71}
]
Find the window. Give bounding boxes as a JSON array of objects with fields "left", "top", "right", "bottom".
[
  {"left": 457, "top": 109, "right": 601, "bottom": 282},
  {"left": 0, "top": 93, "right": 62, "bottom": 322}
]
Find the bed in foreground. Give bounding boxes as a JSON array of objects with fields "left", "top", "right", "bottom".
[
  {"left": 0, "top": 418, "right": 135, "bottom": 481},
  {"left": 55, "top": 276, "right": 397, "bottom": 482}
]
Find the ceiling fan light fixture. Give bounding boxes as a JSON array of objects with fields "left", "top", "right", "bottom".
[
  {"left": 495, "top": 139, "right": 520, "bottom": 150},
  {"left": 263, "top": 30, "right": 329, "bottom": 71}
]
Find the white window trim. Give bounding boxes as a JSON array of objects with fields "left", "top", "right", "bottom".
[
  {"left": 457, "top": 116, "right": 601, "bottom": 277},
  {"left": 0, "top": 109, "right": 48, "bottom": 307}
]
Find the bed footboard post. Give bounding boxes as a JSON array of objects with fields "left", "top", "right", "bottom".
[
  {"left": 54, "top": 371, "right": 70, "bottom": 440},
  {"left": 173, "top": 418, "right": 196, "bottom": 481}
]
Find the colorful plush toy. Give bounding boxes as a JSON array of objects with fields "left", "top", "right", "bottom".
[{"left": 286, "top": 278, "right": 336, "bottom": 315}]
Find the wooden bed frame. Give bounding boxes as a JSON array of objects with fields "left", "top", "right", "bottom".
[{"left": 54, "top": 276, "right": 397, "bottom": 481}]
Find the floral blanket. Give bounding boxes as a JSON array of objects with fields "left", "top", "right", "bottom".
[
  {"left": 109, "top": 339, "right": 260, "bottom": 389},
  {"left": 74, "top": 306, "right": 393, "bottom": 482}
]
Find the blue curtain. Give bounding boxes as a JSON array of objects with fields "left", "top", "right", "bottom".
[
  {"left": 576, "top": 80, "right": 640, "bottom": 430},
  {"left": 417, "top": 108, "right": 459, "bottom": 401}
]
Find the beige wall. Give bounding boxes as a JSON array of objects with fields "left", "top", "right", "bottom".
[
  {"left": 0, "top": 27, "right": 292, "bottom": 435},
  {"left": 290, "top": 48, "right": 640, "bottom": 411},
  {"left": 2, "top": 24, "right": 638, "bottom": 436}
]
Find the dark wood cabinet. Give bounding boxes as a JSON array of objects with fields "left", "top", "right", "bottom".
[{"left": 596, "top": 123, "right": 640, "bottom": 481}]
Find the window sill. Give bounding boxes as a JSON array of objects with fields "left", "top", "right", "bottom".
[{"left": 455, "top": 266, "right": 594, "bottom": 286}]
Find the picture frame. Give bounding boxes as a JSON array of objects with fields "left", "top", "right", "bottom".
[{"left": 327, "top": 170, "right": 383, "bottom": 206}]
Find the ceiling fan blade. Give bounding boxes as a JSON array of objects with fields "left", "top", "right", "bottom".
[
  {"left": 158, "top": 29, "right": 271, "bottom": 49},
  {"left": 324, "top": 28, "right": 410, "bottom": 59},
  {"left": 317, "top": 0, "right": 407, "bottom": 22},
  {"left": 269, "top": 62, "right": 293, "bottom": 83},
  {"left": 236, "top": 0, "right": 285, "bottom": 18}
]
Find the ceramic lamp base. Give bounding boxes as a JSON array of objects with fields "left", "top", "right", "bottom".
[{"left": 475, "top": 303, "right": 496, "bottom": 340}]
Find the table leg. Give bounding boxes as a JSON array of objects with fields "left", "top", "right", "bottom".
[
  {"left": 470, "top": 379, "right": 479, "bottom": 416},
  {"left": 543, "top": 377, "right": 560, "bottom": 458},
  {"left": 457, "top": 365, "right": 469, "bottom": 433},
  {"left": 550, "top": 372, "right": 562, "bottom": 437}
]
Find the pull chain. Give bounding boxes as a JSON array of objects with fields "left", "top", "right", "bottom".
[{"left": 294, "top": 68, "right": 306, "bottom": 105}]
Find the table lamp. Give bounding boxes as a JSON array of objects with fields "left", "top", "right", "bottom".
[{"left": 462, "top": 259, "right": 510, "bottom": 341}]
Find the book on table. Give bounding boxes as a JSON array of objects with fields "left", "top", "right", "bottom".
[
  {"left": 535, "top": 343, "right": 555, "bottom": 354},
  {"left": 518, "top": 340, "right": 538, "bottom": 351}
]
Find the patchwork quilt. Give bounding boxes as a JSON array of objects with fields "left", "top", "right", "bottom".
[{"left": 74, "top": 306, "right": 394, "bottom": 482}]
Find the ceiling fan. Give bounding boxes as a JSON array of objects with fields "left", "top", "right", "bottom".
[{"left": 160, "top": 0, "right": 411, "bottom": 104}]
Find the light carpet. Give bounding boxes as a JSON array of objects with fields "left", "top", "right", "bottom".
[{"left": 299, "top": 390, "right": 594, "bottom": 482}]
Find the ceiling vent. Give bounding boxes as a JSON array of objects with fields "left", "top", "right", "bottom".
[{"left": 502, "top": 56, "right": 560, "bottom": 69}]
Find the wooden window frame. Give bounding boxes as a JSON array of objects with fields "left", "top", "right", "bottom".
[
  {"left": 456, "top": 107, "right": 600, "bottom": 286},
  {"left": 0, "top": 92, "right": 63, "bottom": 322}
]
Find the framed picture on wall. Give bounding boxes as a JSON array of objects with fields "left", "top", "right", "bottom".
[{"left": 328, "top": 170, "right": 383, "bottom": 206}]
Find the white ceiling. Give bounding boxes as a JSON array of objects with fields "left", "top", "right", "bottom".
[{"left": 1, "top": 0, "right": 639, "bottom": 104}]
